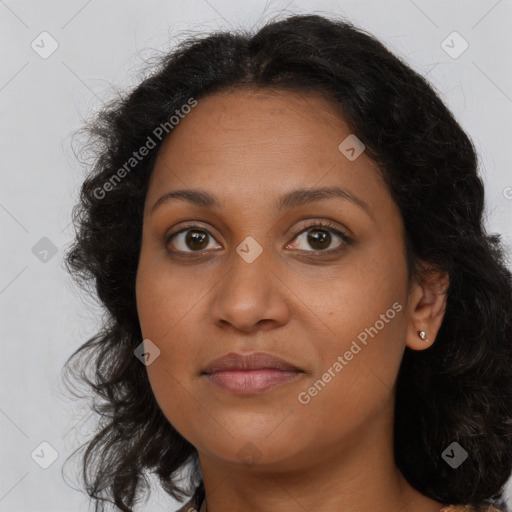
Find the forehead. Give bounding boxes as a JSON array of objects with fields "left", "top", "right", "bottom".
[
  {"left": 155, "top": 88, "right": 353, "bottom": 166},
  {"left": 146, "top": 88, "right": 387, "bottom": 213}
]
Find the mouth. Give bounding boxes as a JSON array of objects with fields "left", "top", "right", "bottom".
[{"left": 201, "top": 352, "right": 305, "bottom": 395}]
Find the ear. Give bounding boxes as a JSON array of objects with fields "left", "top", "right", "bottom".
[{"left": 405, "top": 264, "right": 450, "bottom": 351}]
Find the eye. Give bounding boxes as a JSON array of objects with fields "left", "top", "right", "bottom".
[
  {"left": 165, "top": 220, "right": 352, "bottom": 256},
  {"left": 286, "top": 220, "right": 352, "bottom": 254},
  {"left": 165, "top": 225, "right": 221, "bottom": 253}
]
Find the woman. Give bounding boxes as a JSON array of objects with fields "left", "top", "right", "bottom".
[{"left": 63, "top": 13, "right": 512, "bottom": 512}]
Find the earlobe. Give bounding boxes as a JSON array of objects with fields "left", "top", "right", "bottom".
[
  {"left": 417, "top": 330, "right": 428, "bottom": 342},
  {"left": 405, "top": 268, "right": 450, "bottom": 351}
]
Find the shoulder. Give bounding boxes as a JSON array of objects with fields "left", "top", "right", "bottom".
[
  {"left": 173, "top": 500, "right": 504, "bottom": 512},
  {"left": 172, "top": 501, "right": 504, "bottom": 512},
  {"left": 440, "top": 506, "right": 503, "bottom": 512}
]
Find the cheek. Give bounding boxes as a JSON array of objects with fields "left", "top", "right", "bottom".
[
  {"left": 135, "top": 263, "right": 201, "bottom": 439},
  {"left": 135, "top": 249, "right": 205, "bottom": 340},
  {"left": 135, "top": 256, "right": 197, "bottom": 387},
  {"left": 295, "top": 297, "right": 406, "bottom": 444},
  {"left": 301, "top": 245, "right": 408, "bottom": 409}
]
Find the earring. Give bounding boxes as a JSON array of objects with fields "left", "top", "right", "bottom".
[{"left": 417, "top": 330, "right": 428, "bottom": 342}]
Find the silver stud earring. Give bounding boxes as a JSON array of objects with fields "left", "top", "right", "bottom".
[{"left": 417, "top": 330, "right": 428, "bottom": 342}]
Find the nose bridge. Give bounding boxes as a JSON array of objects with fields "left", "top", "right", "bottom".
[
  {"left": 209, "top": 232, "right": 288, "bottom": 331},
  {"left": 225, "top": 235, "right": 271, "bottom": 306}
]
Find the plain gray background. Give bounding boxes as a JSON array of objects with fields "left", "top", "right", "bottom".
[{"left": 1, "top": 0, "right": 511, "bottom": 511}]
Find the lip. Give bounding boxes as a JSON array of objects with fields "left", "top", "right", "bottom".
[
  {"left": 202, "top": 351, "right": 302, "bottom": 373},
  {"left": 201, "top": 352, "right": 304, "bottom": 396}
]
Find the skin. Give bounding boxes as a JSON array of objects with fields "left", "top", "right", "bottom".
[{"left": 135, "top": 88, "right": 450, "bottom": 512}]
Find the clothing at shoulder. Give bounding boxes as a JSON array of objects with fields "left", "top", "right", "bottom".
[
  {"left": 173, "top": 502, "right": 504, "bottom": 512},
  {"left": 440, "top": 506, "right": 502, "bottom": 512}
]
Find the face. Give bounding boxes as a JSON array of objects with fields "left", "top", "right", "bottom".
[{"left": 135, "top": 88, "right": 423, "bottom": 472}]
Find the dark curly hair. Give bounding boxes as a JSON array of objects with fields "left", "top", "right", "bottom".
[{"left": 62, "top": 12, "right": 512, "bottom": 512}]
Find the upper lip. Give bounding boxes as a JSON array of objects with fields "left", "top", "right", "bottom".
[{"left": 202, "top": 352, "right": 303, "bottom": 374}]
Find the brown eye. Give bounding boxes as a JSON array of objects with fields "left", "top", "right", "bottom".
[
  {"left": 288, "top": 221, "right": 351, "bottom": 253},
  {"left": 165, "top": 220, "right": 352, "bottom": 257},
  {"left": 184, "top": 230, "right": 209, "bottom": 250},
  {"left": 166, "top": 227, "right": 221, "bottom": 253},
  {"left": 305, "top": 229, "right": 332, "bottom": 250}
]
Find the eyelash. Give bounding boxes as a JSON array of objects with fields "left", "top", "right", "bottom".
[{"left": 164, "top": 220, "right": 353, "bottom": 258}]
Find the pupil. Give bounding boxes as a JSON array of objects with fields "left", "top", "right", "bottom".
[{"left": 308, "top": 230, "right": 330, "bottom": 250}]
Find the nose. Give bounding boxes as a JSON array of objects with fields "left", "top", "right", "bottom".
[{"left": 209, "top": 247, "right": 291, "bottom": 333}]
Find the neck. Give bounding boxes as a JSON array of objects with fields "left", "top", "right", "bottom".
[{"left": 196, "top": 398, "right": 443, "bottom": 512}]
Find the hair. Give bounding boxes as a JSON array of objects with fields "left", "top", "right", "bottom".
[{"left": 62, "top": 12, "right": 512, "bottom": 512}]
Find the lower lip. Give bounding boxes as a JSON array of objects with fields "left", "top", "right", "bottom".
[{"left": 204, "top": 369, "right": 302, "bottom": 395}]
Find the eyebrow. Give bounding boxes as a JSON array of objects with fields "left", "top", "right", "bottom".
[{"left": 150, "top": 186, "right": 371, "bottom": 217}]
